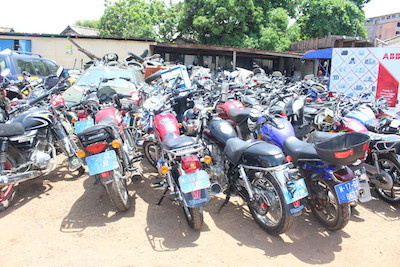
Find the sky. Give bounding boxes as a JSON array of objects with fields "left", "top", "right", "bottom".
[{"left": 0, "top": 0, "right": 399, "bottom": 34}]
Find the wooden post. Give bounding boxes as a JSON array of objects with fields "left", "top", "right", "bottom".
[{"left": 232, "top": 51, "right": 237, "bottom": 70}]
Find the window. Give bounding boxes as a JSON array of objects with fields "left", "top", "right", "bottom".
[
  {"left": 397, "top": 22, "right": 400, "bottom": 27},
  {"left": 396, "top": 31, "right": 400, "bottom": 35}
]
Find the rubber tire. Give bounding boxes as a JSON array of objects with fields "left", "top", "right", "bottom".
[
  {"left": 374, "top": 153, "right": 400, "bottom": 204},
  {"left": 143, "top": 141, "right": 159, "bottom": 169},
  {"left": 104, "top": 169, "right": 131, "bottom": 212},
  {"left": 310, "top": 178, "right": 350, "bottom": 231},
  {"left": 248, "top": 174, "right": 294, "bottom": 235},
  {"left": 145, "top": 70, "right": 163, "bottom": 84},
  {"left": 183, "top": 206, "right": 203, "bottom": 230},
  {"left": 0, "top": 157, "right": 17, "bottom": 212}
]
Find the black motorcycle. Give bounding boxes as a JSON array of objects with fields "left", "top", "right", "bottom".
[
  {"left": 201, "top": 117, "right": 308, "bottom": 235},
  {"left": 0, "top": 67, "right": 83, "bottom": 211}
]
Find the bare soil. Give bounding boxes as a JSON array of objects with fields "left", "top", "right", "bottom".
[{"left": 1, "top": 156, "right": 399, "bottom": 266}]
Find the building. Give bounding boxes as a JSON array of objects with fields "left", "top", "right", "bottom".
[
  {"left": 60, "top": 25, "right": 100, "bottom": 36},
  {"left": 365, "top": 12, "right": 400, "bottom": 40}
]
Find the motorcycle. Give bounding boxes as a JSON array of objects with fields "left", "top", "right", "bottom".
[
  {"left": 0, "top": 67, "right": 83, "bottom": 211},
  {"left": 141, "top": 93, "right": 212, "bottom": 230},
  {"left": 314, "top": 100, "right": 400, "bottom": 205},
  {"left": 201, "top": 113, "right": 308, "bottom": 235},
  {"left": 74, "top": 78, "right": 143, "bottom": 212},
  {"left": 255, "top": 110, "right": 370, "bottom": 231}
]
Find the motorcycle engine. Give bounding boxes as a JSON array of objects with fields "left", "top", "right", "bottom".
[
  {"left": 30, "top": 150, "right": 51, "bottom": 169},
  {"left": 207, "top": 143, "right": 228, "bottom": 194}
]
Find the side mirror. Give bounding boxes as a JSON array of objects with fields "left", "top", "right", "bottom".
[
  {"left": 1, "top": 68, "right": 11, "bottom": 78},
  {"left": 56, "top": 66, "right": 64, "bottom": 78}
]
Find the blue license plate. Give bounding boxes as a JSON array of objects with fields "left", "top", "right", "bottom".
[
  {"left": 178, "top": 170, "right": 210, "bottom": 194},
  {"left": 75, "top": 119, "right": 94, "bottom": 134},
  {"left": 282, "top": 179, "right": 308, "bottom": 204},
  {"left": 334, "top": 178, "right": 360, "bottom": 204},
  {"left": 86, "top": 150, "right": 119, "bottom": 176}
]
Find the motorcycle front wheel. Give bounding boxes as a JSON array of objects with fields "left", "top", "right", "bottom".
[
  {"left": 248, "top": 174, "right": 293, "bottom": 235},
  {"left": 183, "top": 206, "right": 203, "bottom": 230},
  {"left": 104, "top": 168, "right": 131, "bottom": 212},
  {"left": 0, "top": 158, "right": 17, "bottom": 212},
  {"left": 374, "top": 153, "right": 400, "bottom": 204},
  {"left": 310, "top": 178, "right": 350, "bottom": 231}
]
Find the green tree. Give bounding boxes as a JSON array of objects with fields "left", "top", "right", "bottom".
[
  {"left": 298, "top": 0, "right": 367, "bottom": 38},
  {"left": 74, "top": 20, "right": 100, "bottom": 29},
  {"left": 99, "top": 0, "right": 168, "bottom": 39}
]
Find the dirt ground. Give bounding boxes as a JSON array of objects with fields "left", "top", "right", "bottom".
[{"left": 1, "top": 156, "right": 399, "bottom": 267}]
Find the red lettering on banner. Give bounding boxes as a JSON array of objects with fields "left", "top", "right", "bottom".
[{"left": 382, "top": 53, "right": 400, "bottom": 60}]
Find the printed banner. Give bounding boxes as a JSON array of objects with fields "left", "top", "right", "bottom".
[{"left": 330, "top": 48, "right": 400, "bottom": 111}]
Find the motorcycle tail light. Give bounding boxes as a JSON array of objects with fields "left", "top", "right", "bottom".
[
  {"left": 86, "top": 142, "right": 107, "bottom": 154},
  {"left": 182, "top": 155, "right": 200, "bottom": 173},
  {"left": 333, "top": 166, "right": 354, "bottom": 182}
]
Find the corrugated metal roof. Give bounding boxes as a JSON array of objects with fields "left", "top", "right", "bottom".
[{"left": 60, "top": 25, "right": 100, "bottom": 36}]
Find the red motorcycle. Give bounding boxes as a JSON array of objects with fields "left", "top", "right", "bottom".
[
  {"left": 142, "top": 93, "right": 212, "bottom": 229},
  {"left": 74, "top": 84, "right": 142, "bottom": 211}
]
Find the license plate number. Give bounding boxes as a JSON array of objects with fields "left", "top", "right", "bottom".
[
  {"left": 334, "top": 178, "right": 360, "bottom": 204},
  {"left": 75, "top": 119, "right": 94, "bottom": 134},
  {"left": 282, "top": 178, "right": 309, "bottom": 204},
  {"left": 178, "top": 170, "right": 210, "bottom": 194},
  {"left": 86, "top": 150, "right": 119, "bottom": 176}
]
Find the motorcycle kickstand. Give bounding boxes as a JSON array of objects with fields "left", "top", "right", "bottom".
[
  {"left": 217, "top": 194, "right": 231, "bottom": 214},
  {"left": 156, "top": 187, "right": 169, "bottom": 206}
]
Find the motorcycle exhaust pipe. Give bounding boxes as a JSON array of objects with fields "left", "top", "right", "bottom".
[
  {"left": 362, "top": 163, "right": 394, "bottom": 190},
  {"left": 210, "top": 182, "right": 222, "bottom": 195},
  {"left": 0, "top": 170, "right": 44, "bottom": 186}
]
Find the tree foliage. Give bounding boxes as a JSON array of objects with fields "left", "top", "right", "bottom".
[
  {"left": 100, "top": 0, "right": 167, "bottom": 39},
  {"left": 179, "top": 0, "right": 300, "bottom": 51},
  {"left": 75, "top": 20, "right": 100, "bottom": 29},
  {"left": 298, "top": 0, "right": 367, "bottom": 38}
]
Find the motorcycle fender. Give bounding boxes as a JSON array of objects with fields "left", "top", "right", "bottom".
[
  {"left": 270, "top": 169, "right": 306, "bottom": 216},
  {"left": 182, "top": 189, "right": 210, "bottom": 208}
]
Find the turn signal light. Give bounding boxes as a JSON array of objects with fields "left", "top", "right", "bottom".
[
  {"left": 178, "top": 123, "right": 183, "bottom": 129},
  {"left": 159, "top": 166, "right": 169, "bottom": 174},
  {"left": 111, "top": 140, "right": 121, "bottom": 148},
  {"left": 71, "top": 118, "right": 78, "bottom": 123},
  {"left": 285, "top": 155, "right": 293, "bottom": 162},
  {"left": 203, "top": 156, "right": 212, "bottom": 164},
  {"left": 77, "top": 149, "right": 86, "bottom": 158}
]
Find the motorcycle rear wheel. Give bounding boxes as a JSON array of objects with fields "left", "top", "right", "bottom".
[
  {"left": 248, "top": 174, "right": 293, "bottom": 235},
  {"left": 374, "top": 154, "right": 400, "bottom": 204},
  {"left": 311, "top": 178, "right": 350, "bottom": 231},
  {"left": 183, "top": 206, "right": 203, "bottom": 230},
  {"left": 105, "top": 168, "right": 131, "bottom": 212}
]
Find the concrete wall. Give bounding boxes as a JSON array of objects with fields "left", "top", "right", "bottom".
[{"left": 0, "top": 35, "right": 156, "bottom": 69}]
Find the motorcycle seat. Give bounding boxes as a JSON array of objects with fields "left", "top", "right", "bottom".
[
  {"left": 306, "top": 131, "right": 343, "bottom": 143},
  {"left": 283, "top": 136, "right": 320, "bottom": 163},
  {"left": 365, "top": 119, "right": 385, "bottom": 132},
  {"left": 224, "top": 137, "right": 266, "bottom": 165},
  {"left": 0, "top": 122, "right": 24, "bottom": 137},
  {"left": 228, "top": 108, "right": 251, "bottom": 124},
  {"left": 163, "top": 133, "right": 196, "bottom": 150}
]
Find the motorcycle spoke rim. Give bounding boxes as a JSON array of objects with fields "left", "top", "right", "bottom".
[{"left": 253, "top": 181, "right": 282, "bottom": 227}]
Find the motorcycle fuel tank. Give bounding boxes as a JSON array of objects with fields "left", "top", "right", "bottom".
[
  {"left": 154, "top": 112, "right": 180, "bottom": 141},
  {"left": 11, "top": 107, "right": 52, "bottom": 130},
  {"left": 95, "top": 107, "right": 122, "bottom": 125},
  {"left": 204, "top": 119, "right": 237, "bottom": 147}
]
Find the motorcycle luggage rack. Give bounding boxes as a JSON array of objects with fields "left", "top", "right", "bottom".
[
  {"left": 373, "top": 140, "right": 398, "bottom": 152},
  {"left": 164, "top": 143, "right": 203, "bottom": 157}
]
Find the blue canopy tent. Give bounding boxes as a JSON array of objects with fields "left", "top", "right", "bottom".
[
  {"left": 303, "top": 48, "right": 332, "bottom": 59},
  {"left": 302, "top": 48, "right": 332, "bottom": 86}
]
